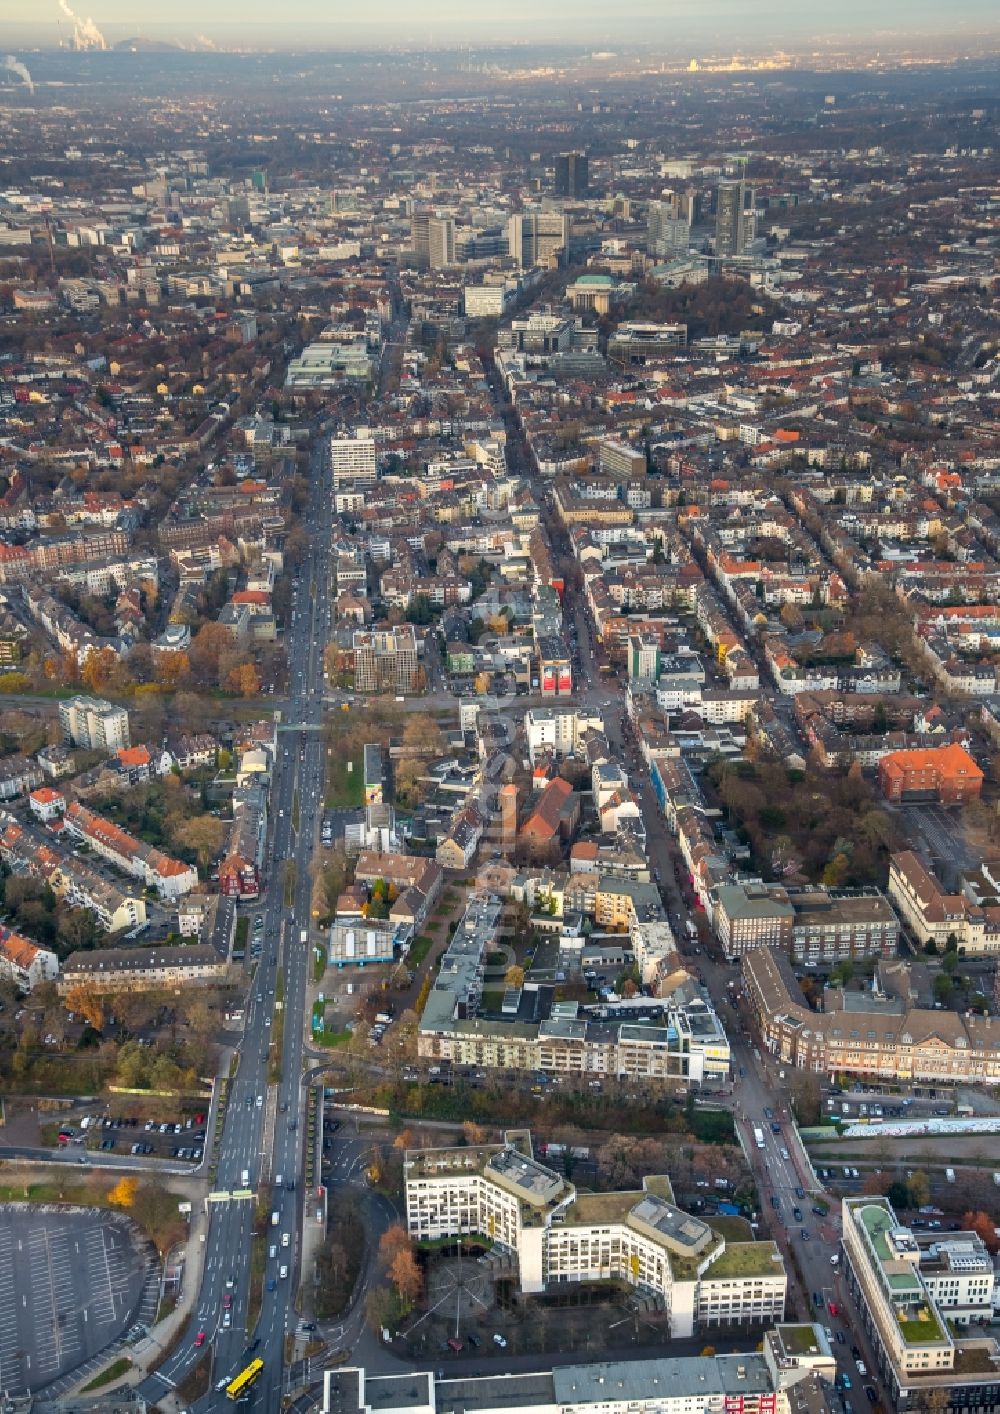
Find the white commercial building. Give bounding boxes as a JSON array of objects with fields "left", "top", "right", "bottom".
[
  {"left": 330, "top": 431, "right": 378, "bottom": 488},
  {"left": 405, "top": 1132, "right": 785, "bottom": 1338}
]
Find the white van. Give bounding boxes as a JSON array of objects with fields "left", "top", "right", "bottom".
[
  {"left": 279, "top": 1264, "right": 288, "bottom": 1280},
  {"left": 281, "top": 1232, "right": 290, "bottom": 1248}
]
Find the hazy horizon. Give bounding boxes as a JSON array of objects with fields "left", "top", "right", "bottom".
[{"left": 1, "top": 0, "right": 999, "bottom": 50}]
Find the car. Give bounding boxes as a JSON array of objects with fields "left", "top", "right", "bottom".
[
  {"left": 801, "top": 1229, "right": 809, "bottom": 1241},
  {"left": 836, "top": 1331, "right": 846, "bottom": 1345},
  {"left": 222, "top": 1312, "right": 232, "bottom": 1329},
  {"left": 102, "top": 1138, "right": 115, "bottom": 1150},
  {"left": 794, "top": 1186, "right": 805, "bottom": 1199},
  {"left": 267, "top": 1278, "right": 276, "bottom": 1292},
  {"left": 865, "top": 1385, "right": 878, "bottom": 1404},
  {"left": 856, "top": 1360, "right": 867, "bottom": 1376},
  {"left": 493, "top": 1334, "right": 507, "bottom": 1348},
  {"left": 828, "top": 1301, "right": 839, "bottom": 1317},
  {"left": 301, "top": 1321, "right": 316, "bottom": 1332},
  {"left": 852, "top": 1345, "right": 861, "bottom": 1361},
  {"left": 814, "top": 1292, "right": 824, "bottom": 1307},
  {"left": 793, "top": 1208, "right": 803, "bottom": 1222},
  {"left": 216, "top": 1377, "right": 230, "bottom": 1391},
  {"left": 841, "top": 1373, "right": 852, "bottom": 1391},
  {"left": 467, "top": 1334, "right": 480, "bottom": 1348},
  {"left": 223, "top": 1292, "right": 232, "bottom": 1310},
  {"left": 194, "top": 1331, "right": 206, "bottom": 1347},
  {"left": 812, "top": 1205, "right": 825, "bottom": 1216}
]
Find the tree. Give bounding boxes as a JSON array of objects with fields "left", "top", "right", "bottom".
[
  {"left": 227, "top": 660, "right": 261, "bottom": 697},
  {"left": 462, "top": 1120, "right": 488, "bottom": 1145},
  {"left": 108, "top": 1176, "right": 139, "bottom": 1208},
  {"left": 789, "top": 1071, "right": 821, "bottom": 1127},
  {"left": 388, "top": 1246, "right": 423, "bottom": 1311},
  {"left": 933, "top": 973, "right": 954, "bottom": 1007},
  {"left": 188, "top": 621, "right": 233, "bottom": 687},
  {"left": 178, "top": 814, "right": 226, "bottom": 872},
  {"left": 960, "top": 1211, "right": 999, "bottom": 1254},
  {"left": 155, "top": 651, "right": 191, "bottom": 689},
  {"left": 908, "top": 1170, "right": 931, "bottom": 1208},
  {"left": 393, "top": 1128, "right": 415, "bottom": 1151},
  {"left": 401, "top": 714, "right": 444, "bottom": 758},
  {"left": 64, "top": 983, "right": 105, "bottom": 1032},
  {"left": 81, "top": 647, "right": 121, "bottom": 695},
  {"left": 378, "top": 1223, "right": 411, "bottom": 1267},
  {"left": 504, "top": 964, "right": 525, "bottom": 988}
]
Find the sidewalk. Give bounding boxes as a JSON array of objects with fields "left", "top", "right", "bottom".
[{"left": 56, "top": 1046, "right": 236, "bottom": 1407}]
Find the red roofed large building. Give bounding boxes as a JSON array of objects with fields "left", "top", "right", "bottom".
[
  {"left": 0, "top": 927, "right": 59, "bottom": 990},
  {"left": 29, "top": 786, "right": 66, "bottom": 822},
  {"left": 519, "top": 776, "right": 580, "bottom": 861},
  {"left": 64, "top": 801, "right": 197, "bottom": 899},
  {"left": 877, "top": 742, "right": 983, "bottom": 805}
]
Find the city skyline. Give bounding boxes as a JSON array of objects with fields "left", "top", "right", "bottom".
[{"left": 0, "top": 0, "right": 999, "bottom": 48}]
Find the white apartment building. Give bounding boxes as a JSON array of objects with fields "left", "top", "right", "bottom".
[
  {"left": 58, "top": 695, "right": 130, "bottom": 752},
  {"left": 525, "top": 706, "right": 604, "bottom": 765},
  {"left": 330, "top": 431, "right": 377, "bottom": 488},
  {"left": 405, "top": 1133, "right": 785, "bottom": 1338}
]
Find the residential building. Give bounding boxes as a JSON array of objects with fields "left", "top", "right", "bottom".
[
  {"left": 888, "top": 851, "right": 997, "bottom": 955},
  {"left": 353, "top": 626, "right": 419, "bottom": 695},
  {"left": 59, "top": 695, "right": 130, "bottom": 752},
  {"left": 0, "top": 928, "right": 59, "bottom": 991},
  {"left": 64, "top": 801, "right": 197, "bottom": 899},
  {"left": 405, "top": 1131, "right": 785, "bottom": 1335}
]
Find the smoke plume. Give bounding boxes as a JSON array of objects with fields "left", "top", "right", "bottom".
[
  {"left": 1, "top": 56, "right": 34, "bottom": 94},
  {"left": 58, "top": 0, "right": 108, "bottom": 51}
]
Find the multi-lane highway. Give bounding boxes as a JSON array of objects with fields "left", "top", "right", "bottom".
[{"left": 138, "top": 432, "right": 333, "bottom": 1411}]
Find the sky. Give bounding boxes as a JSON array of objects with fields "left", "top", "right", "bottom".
[{"left": 1, "top": 0, "right": 998, "bottom": 48}]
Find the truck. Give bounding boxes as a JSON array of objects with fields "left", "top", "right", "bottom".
[
  {"left": 945, "top": 1167, "right": 956, "bottom": 1183},
  {"left": 753, "top": 1125, "right": 766, "bottom": 1151},
  {"left": 271, "top": 1211, "right": 279, "bottom": 1227},
  {"left": 685, "top": 919, "right": 698, "bottom": 941},
  {"left": 241, "top": 1169, "right": 250, "bottom": 1188}
]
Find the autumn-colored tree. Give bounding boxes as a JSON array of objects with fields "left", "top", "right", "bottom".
[
  {"left": 393, "top": 1128, "right": 415, "bottom": 1151},
  {"left": 388, "top": 1247, "right": 423, "bottom": 1310},
  {"left": 65, "top": 983, "right": 105, "bottom": 1032},
  {"left": 961, "top": 1211, "right": 1000, "bottom": 1254},
  {"left": 504, "top": 964, "right": 525, "bottom": 988},
  {"left": 462, "top": 1120, "right": 488, "bottom": 1145},
  {"left": 474, "top": 671, "right": 491, "bottom": 695},
  {"left": 81, "top": 646, "right": 120, "bottom": 695},
  {"left": 227, "top": 660, "right": 261, "bottom": 697},
  {"left": 155, "top": 650, "right": 191, "bottom": 689},
  {"left": 908, "top": 1170, "right": 931, "bottom": 1208},
  {"left": 188, "top": 621, "right": 232, "bottom": 688},
  {"left": 378, "top": 1224, "right": 411, "bottom": 1266},
  {"left": 175, "top": 813, "right": 226, "bottom": 872},
  {"left": 621, "top": 979, "right": 639, "bottom": 999},
  {"left": 108, "top": 1176, "right": 139, "bottom": 1208}
]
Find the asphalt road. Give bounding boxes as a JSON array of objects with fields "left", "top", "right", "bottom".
[{"left": 137, "top": 426, "right": 334, "bottom": 1412}]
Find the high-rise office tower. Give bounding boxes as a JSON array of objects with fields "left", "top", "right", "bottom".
[
  {"left": 554, "top": 151, "right": 589, "bottom": 198},
  {"left": 428, "top": 216, "right": 455, "bottom": 268},
  {"left": 411, "top": 211, "right": 455, "bottom": 268},
  {"left": 647, "top": 200, "right": 692, "bottom": 259},
  {"left": 715, "top": 180, "right": 754, "bottom": 258},
  {"left": 507, "top": 211, "right": 571, "bottom": 269}
]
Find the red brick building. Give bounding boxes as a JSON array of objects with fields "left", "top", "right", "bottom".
[{"left": 877, "top": 742, "right": 983, "bottom": 804}]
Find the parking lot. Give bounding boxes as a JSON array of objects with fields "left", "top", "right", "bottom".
[
  {"left": 898, "top": 803, "right": 977, "bottom": 888},
  {"left": 0, "top": 1206, "right": 152, "bottom": 1396}
]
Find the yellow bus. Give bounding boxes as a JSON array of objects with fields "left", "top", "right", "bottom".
[{"left": 225, "top": 1358, "right": 264, "bottom": 1401}]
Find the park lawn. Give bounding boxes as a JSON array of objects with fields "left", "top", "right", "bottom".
[
  {"left": 326, "top": 752, "right": 364, "bottom": 809},
  {"left": 408, "top": 935, "right": 434, "bottom": 966}
]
